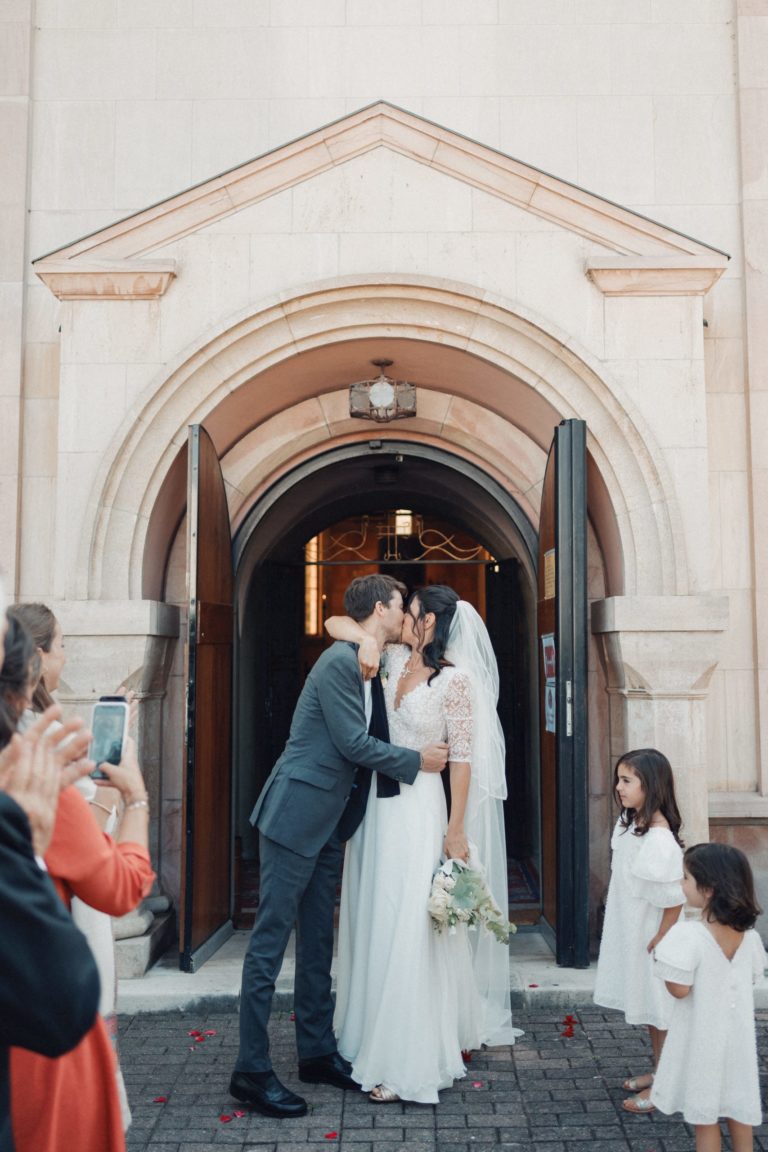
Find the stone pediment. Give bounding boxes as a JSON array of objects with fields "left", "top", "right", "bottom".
[{"left": 34, "top": 101, "right": 728, "bottom": 300}]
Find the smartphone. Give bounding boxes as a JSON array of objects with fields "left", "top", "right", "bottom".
[{"left": 89, "top": 700, "right": 129, "bottom": 780}]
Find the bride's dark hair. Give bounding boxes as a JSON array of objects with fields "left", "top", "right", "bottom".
[{"left": 406, "top": 585, "right": 459, "bottom": 685}]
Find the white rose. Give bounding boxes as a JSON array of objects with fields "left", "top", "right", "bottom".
[{"left": 427, "top": 890, "right": 451, "bottom": 920}]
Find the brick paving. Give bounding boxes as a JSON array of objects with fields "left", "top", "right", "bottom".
[{"left": 118, "top": 1008, "right": 768, "bottom": 1151}]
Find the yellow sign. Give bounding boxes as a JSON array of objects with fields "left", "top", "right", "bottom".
[{"left": 543, "top": 548, "right": 556, "bottom": 600}]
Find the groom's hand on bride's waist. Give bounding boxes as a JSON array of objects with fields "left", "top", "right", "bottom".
[{"left": 419, "top": 743, "right": 449, "bottom": 772}]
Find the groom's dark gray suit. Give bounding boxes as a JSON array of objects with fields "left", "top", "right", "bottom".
[{"left": 236, "top": 640, "right": 420, "bottom": 1074}]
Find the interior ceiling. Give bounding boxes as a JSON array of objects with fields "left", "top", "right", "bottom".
[
  {"left": 204, "top": 336, "right": 561, "bottom": 457},
  {"left": 233, "top": 445, "right": 538, "bottom": 619}
]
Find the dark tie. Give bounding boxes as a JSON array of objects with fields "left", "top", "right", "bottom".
[
  {"left": 371, "top": 674, "right": 399, "bottom": 799},
  {"left": 336, "top": 675, "right": 399, "bottom": 841}
]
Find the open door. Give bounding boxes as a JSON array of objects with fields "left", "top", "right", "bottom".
[
  {"left": 180, "top": 424, "right": 234, "bottom": 971},
  {"left": 538, "top": 419, "right": 589, "bottom": 967}
]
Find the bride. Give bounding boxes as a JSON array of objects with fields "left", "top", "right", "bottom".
[{"left": 326, "top": 584, "right": 516, "bottom": 1104}]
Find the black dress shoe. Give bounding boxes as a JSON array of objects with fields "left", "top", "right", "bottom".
[
  {"left": 229, "top": 1069, "right": 308, "bottom": 1117},
  {"left": 298, "top": 1051, "right": 361, "bottom": 1091}
]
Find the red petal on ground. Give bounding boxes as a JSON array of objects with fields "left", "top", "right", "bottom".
[
  {"left": 528, "top": 983, "right": 539, "bottom": 988},
  {"left": 188, "top": 1029, "right": 201, "bottom": 1036},
  {"left": 461, "top": 1050, "right": 472, "bottom": 1062},
  {"left": 152, "top": 1096, "right": 168, "bottom": 1104},
  {"left": 324, "top": 1132, "right": 338, "bottom": 1139},
  {"left": 195, "top": 1036, "right": 206, "bottom": 1043},
  {"left": 289, "top": 1012, "right": 296, "bottom": 1021},
  {"left": 233, "top": 1110, "right": 245, "bottom": 1118},
  {"left": 472, "top": 1081, "right": 483, "bottom": 1088},
  {"left": 219, "top": 1114, "right": 233, "bottom": 1123},
  {"left": 204, "top": 1029, "right": 217, "bottom": 1035},
  {"left": 563, "top": 1014, "right": 576, "bottom": 1023}
]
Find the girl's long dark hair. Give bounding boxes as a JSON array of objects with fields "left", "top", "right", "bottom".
[
  {"left": 0, "top": 614, "right": 35, "bottom": 750},
  {"left": 615, "top": 748, "right": 684, "bottom": 847},
  {"left": 7, "top": 602, "right": 57, "bottom": 711},
  {"left": 406, "top": 585, "right": 459, "bottom": 685},
  {"left": 685, "top": 842, "right": 761, "bottom": 931}
]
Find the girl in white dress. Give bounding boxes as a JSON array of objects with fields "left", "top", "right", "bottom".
[
  {"left": 651, "top": 843, "right": 766, "bottom": 1152},
  {"left": 327, "top": 586, "right": 515, "bottom": 1104},
  {"left": 593, "top": 749, "right": 685, "bottom": 1114}
]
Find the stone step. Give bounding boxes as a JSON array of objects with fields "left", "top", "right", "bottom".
[{"left": 115, "top": 909, "right": 176, "bottom": 979}]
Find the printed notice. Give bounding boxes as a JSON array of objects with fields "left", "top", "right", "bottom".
[
  {"left": 545, "top": 678, "right": 556, "bottom": 734},
  {"left": 541, "top": 633, "right": 556, "bottom": 679}
]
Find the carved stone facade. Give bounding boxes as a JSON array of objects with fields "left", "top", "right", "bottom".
[{"left": 2, "top": 1, "right": 767, "bottom": 951}]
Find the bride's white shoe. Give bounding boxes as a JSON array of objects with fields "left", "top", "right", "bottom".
[{"left": 369, "top": 1084, "right": 401, "bottom": 1103}]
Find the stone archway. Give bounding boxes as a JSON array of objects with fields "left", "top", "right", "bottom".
[
  {"left": 66, "top": 275, "right": 727, "bottom": 915},
  {"left": 78, "top": 276, "right": 685, "bottom": 606}
]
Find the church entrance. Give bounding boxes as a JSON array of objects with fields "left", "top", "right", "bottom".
[
  {"left": 181, "top": 420, "right": 592, "bottom": 972},
  {"left": 231, "top": 440, "right": 542, "bottom": 933}
]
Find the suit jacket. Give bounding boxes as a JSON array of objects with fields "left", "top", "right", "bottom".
[
  {"left": 252, "top": 641, "right": 420, "bottom": 857},
  {"left": 0, "top": 794, "right": 100, "bottom": 1152}
]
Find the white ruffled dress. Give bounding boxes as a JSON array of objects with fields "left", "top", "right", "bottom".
[
  {"left": 593, "top": 819, "right": 684, "bottom": 1028},
  {"left": 651, "top": 920, "right": 766, "bottom": 1125}
]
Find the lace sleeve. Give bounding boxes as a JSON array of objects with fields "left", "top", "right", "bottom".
[{"left": 444, "top": 670, "right": 473, "bottom": 761}]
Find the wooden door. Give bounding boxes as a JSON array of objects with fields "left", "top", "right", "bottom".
[
  {"left": 537, "top": 419, "right": 589, "bottom": 967},
  {"left": 180, "top": 424, "right": 234, "bottom": 972}
]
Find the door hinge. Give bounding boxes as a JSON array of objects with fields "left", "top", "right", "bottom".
[{"left": 566, "top": 680, "right": 573, "bottom": 737}]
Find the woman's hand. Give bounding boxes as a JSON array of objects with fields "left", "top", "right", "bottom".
[
  {"left": 443, "top": 827, "right": 469, "bottom": 862},
  {"left": 358, "top": 636, "right": 380, "bottom": 681},
  {"left": 94, "top": 736, "right": 147, "bottom": 804},
  {"left": 0, "top": 730, "right": 60, "bottom": 857},
  {"left": 115, "top": 685, "right": 138, "bottom": 727}
]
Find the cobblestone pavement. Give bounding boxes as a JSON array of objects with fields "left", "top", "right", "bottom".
[{"left": 119, "top": 1008, "right": 768, "bottom": 1151}]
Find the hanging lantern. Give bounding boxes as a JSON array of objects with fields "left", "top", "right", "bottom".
[{"left": 349, "top": 359, "right": 416, "bottom": 422}]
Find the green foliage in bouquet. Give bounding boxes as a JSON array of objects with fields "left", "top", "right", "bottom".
[{"left": 427, "top": 858, "right": 516, "bottom": 944}]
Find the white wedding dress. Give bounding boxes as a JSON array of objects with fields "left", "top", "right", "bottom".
[{"left": 334, "top": 644, "right": 500, "bottom": 1103}]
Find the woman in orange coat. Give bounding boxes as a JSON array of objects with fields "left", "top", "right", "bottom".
[{"left": 9, "top": 735, "right": 154, "bottom": 1152}]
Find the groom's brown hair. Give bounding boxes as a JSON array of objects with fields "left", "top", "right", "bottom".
[{"left": 343, "top": 574, "right": 407, "bottom": 622}]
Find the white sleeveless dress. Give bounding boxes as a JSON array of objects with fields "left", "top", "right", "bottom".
[{"left": 334, "top": 645, "right": 486, "bottom": 1103}]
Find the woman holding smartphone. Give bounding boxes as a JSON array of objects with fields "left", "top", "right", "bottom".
[{"left": 7, "top": 602, "right": 154, "bottom": 1152}]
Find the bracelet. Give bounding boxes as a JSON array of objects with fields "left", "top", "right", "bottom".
[
  {"left": 90, "top": 801, "right": 114, "bottom": 816},
  {"left": 125, "top": 798, "right": 149, "bottom": 813}
]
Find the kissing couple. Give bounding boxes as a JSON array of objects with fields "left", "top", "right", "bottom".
[{"left": 230, "top": 574, "right": 516, "bottom": 1115}]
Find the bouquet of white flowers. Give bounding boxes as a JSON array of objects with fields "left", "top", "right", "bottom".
[{"left": 427, "top": 856, "right": 515, "bottom": 944}]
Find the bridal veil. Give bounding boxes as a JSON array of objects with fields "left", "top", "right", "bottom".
[{"left": 445, "top": 600, "right": 517, "bottom": 1046}]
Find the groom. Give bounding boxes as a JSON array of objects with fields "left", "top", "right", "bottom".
[{"left": 230, "top": 574, "right": 449, "bottom": 1118}]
